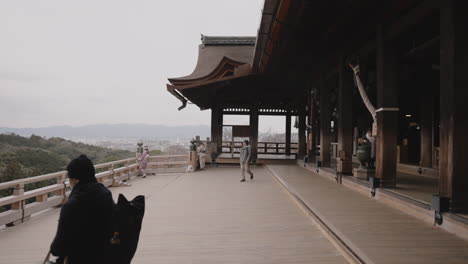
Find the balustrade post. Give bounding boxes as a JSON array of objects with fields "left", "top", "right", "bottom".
[
  {"left": 125, "top": 160, "right": 130, "bottom": 179},
  {"left": 56, "top": 173, "right": 67, "bottom": 204},
  {"left": 11, "top": 183, "right": 25, "bottom": 210},
  {"left": 36, "top": 193, "right": 48, "bottom": 202},
  {"left": 6, "top": 183, "right": 26, "bottom": 226},
  {"left": 111, "top": 163, "right": 116, "bottom": 185}
]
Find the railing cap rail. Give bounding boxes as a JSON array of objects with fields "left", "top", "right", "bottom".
[
  {"left": 0, "top": 171, "right": 67, "bottom": 190},
  {"left": 0, "top": 155, "right": 189, "bottom": 190}
]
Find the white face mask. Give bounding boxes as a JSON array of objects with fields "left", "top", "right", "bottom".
[{"left": 70, "top": 178, "right": 79, "bottom": 188}]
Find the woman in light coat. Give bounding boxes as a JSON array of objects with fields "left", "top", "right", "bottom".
[{"left": 138, "top": 146, "right": 150, "bottom": 177}]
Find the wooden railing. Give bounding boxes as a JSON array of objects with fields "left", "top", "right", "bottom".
[
  {"left": 0, "top": 155, "right": 188, "bottom": 227},
  {"left": 221, "top": 141, "right": 298, "bottom": 155}
]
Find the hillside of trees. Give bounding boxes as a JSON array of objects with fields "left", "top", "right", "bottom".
[
  {"left": 0, "top": 133, "right": 133, "bottom": 191},
  {"left": 0, "top": 134, "right": 135, "bottom": 211}
]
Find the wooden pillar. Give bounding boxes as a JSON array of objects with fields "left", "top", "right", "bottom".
[
  {"left": 309, "top": 88, "right": 318, "bottom": 163},
  {"left": 439, "top": 0, "right": 468, "bottom": 212},
  {"left": 375, "top": 25, "right": 398, "bottom": 188},
  {"left": 250, "top": 107, "right": 259, "bottom": 162},
  {"left": 420, "top": 95, "right": 433, "bottom": 168},
  {"left": 298, "top": 111, "right": 307, "bottom": 158},
  {"left": 285, "top": 112, "right": 291, "bottom": 155},
  {"left": 338, "top": 60, "right": 354, "bottom": 164},
  {"left": 211, "top": 106, "right": 223, "bottom": 155},
  {"left": 320, "top": 78, "right": 331, "bottom": 167}
]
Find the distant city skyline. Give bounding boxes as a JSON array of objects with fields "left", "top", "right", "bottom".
[{"left": 0, "top": 0, "right": 289, "bottom": 132}]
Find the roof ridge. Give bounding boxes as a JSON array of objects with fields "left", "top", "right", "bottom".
[{"left": 201, "top": 35, "right": 256, "bottom": 46}]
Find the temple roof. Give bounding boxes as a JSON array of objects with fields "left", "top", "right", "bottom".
[{"left": 168, "top": 35, "right": 255, "bottom": 84}]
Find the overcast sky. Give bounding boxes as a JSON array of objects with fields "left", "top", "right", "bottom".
[{"left": 0, "top": 0, "right": 290, "bottom": 132}]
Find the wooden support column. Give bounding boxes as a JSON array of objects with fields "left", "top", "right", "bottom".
[
  {"left": 211, "top": 106, "right": 223, "bottom": 155},
  {"left": 298, "top": 111, "right": 307, "bottom": 158},
  {"left": 250, "top": 107, "right": 259, "bottom": 162},
  {"left": 285, "top": 112, "right": 291, "bottom": 155},
  {"left": 338, "top": 60, "right": 354, "bottom": 166},
  {"left": 309, "top": 88, "right": 318, "bottom": 163},
  {"left": 375, "top": 25, "right": 398, "bottom": 188},
  {"left": 420, "top": 95, "right": 433, "bottom": 168},
  {"left": 439, "top": 0, "right": 468, "bottom": 212},
  {"left": 320, "top": 78, "right": 331, "bottom": 167}
]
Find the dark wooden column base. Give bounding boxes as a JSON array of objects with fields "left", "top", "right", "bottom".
[{"left": 376, "top": 111, "right": 398, "bottom": 188}]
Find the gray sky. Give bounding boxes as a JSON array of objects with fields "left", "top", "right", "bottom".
[{"left": 0, "top": 0, "right": 286, "bottom": 133}]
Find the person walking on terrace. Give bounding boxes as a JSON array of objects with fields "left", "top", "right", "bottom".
[
  {"left": 366, "top": 129, "right": 376, "bottom": 168},
  {"left": 138, "top": 146, "right": 150, "bottom": 177},
  {"left": 50, "top": 155, "right": 114, "bottom": 264},
  {"left": 240, "top": 140, "right": 254, "bottom": 182},
  {"left": 197, "top": 143, "right": 207, "bottom": 170}
]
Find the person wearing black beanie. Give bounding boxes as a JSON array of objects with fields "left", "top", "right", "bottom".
[
  {"left": 50, "top": 155, "right": 114, "bottom": 264},
  {"left": 66, "top": 154, "right": 97, "bottom": 186}
]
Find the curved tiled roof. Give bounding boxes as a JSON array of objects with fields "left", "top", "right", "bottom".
[{"left": 168, "top": 36, "right": 255, "bottom": 83}]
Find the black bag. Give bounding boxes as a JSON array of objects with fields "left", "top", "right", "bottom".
[{"left": 104, "top": 194, "right": 145, "bottom": 264}]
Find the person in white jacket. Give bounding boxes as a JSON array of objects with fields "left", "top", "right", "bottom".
[
  {"left": 239, "top": 140, "right": 253, "bottom": 182},
  {"left": 138, "top": 146, "right": 150, "bottom": 177},
  {"left": 197, "top": 143, "right": 207, "bottom": 170}
]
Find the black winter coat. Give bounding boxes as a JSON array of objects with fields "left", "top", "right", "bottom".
[{"left": 51, "top": 181, "right": 114, "bottom": 264}]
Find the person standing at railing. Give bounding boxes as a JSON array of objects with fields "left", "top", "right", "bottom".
[
  {"left": 239, "top": 140, "right": 254, "bottom": 182},
  {"left": 138, "top": 146, "right": 150, "bottom": 178},
  {"left": 50, "top": 155, "right": 114, "bottom": 264},
  {"left": 197, "top": 143, "right": 207, "bottom": 170},
  {"left": 135, "top": 141, "right": 143, "bottom": 175}
]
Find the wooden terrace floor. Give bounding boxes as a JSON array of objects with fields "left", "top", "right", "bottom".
[
  {"left": 0, "top": 167, "right": 347, "bottom": 264},
  {"left": 266, "top": 164, "right": 468, "bottom": 264}
]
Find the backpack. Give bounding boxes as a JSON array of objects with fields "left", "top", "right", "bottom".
[{"left": 104, "top": 194, "right": 145, "bottom": 264}]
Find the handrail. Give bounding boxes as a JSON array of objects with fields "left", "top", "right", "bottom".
[
  {"left": 0, "top": 155, "right": 187, "bottom": 227},
  {"left": 221, "top": 141, "right": 298, "bottom": 155},
  {"left": 221, "top": 141, "right": 299, "bottom": 145}
]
